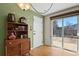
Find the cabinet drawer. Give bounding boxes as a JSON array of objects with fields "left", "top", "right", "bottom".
[{"left": 6, "top": 40, "right": 20, "bottom": 47}]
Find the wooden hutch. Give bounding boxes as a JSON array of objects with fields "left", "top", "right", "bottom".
[{"left": 5, "top": 13, "right": 30, "bottom": 56}]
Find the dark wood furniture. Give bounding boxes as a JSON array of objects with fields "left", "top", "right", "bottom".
[
  {"left": 5, "top": 39, "right": 30, "bottom": 56},
  {"left": 7, "top": 22, "right": 28, "bottom": 39},
  {"left": 5, "top": 16, "right": 30, "bottom": 56}
]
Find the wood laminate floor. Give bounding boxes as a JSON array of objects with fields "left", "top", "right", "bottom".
[{"left": 30, "top": 45, "right": 79, "bottom": 56}]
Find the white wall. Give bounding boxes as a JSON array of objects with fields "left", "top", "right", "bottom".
[
  {"left": 77, "top": 15, "right": 79, "bottom": 51},
  {"left": 44, "top": 5, "right": 79, "bottom": 46},
  {"left": 44, "top": 16, "right": 51, "bottom": 46}
]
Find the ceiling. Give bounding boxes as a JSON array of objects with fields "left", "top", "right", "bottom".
[{"left": 31, "top": 3, "right": 79, "bottom": 16}]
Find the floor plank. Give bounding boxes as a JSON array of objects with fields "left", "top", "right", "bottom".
[{"left": 30, "top": 45, "right": 78, "bottom": 56}]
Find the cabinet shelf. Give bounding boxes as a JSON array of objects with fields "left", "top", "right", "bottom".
[
  {"left": 7, "top": 21, "right": 28, "bottom": 39},
  {"left": 17, "top": 30, "right": 27, "bottom": 31},
  {"left": 8, "top": 30, "right": 28, "bottom": 32},
  {"left": 8, "top": 22, "right": 28, "bottom": 26}
]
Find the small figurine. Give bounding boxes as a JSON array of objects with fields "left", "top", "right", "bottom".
[
  {"left": 18, "top": 17, "right": 26, "bottom": 23},
  {"left": 8, "top": 33, "right": 16, "bottom": 40}
]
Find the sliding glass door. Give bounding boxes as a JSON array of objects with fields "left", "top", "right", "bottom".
[
  {"left": 63, "top": 16, "right": 77, "bottom": 51},
  {"left": 53, "top": 19, "right": 62, "bottom": 48},
  {"left": 52, "top": 16, "right": 78, "bottom": 52}
]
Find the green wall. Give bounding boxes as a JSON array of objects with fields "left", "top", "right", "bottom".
[{"left": 0, "top": 3, "right": 43, "bottom": 55}]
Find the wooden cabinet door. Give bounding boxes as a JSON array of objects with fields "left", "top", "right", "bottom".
[
  {"left": 6, "top": 44, "right": 21, "bottom": 56},
  {"left": 5, "top": 39, "right": 30, "bottom": 56},
  {"left": 5, "top": 40, "right": 21, "bottom": 56},
  {"left": 21, "top": 39, "right": 30, "bottom": 55}
]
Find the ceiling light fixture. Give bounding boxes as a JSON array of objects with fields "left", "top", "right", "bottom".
[
  {"left": 17, "top": 3, "right": 53, "bottom": 15},
  {"left": 17, "top": 3, "right": 32, "bottom": 11}
]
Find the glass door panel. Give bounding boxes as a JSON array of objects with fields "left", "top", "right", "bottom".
[
  {"left": 63, "top": 16, "right": 77, "bottom": 51},
  {"left": 53, "top": 19, "right": 62, "bottom": 48}
]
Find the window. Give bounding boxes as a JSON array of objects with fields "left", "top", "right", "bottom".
[{"left": 52, "top": 15, "right": 78, "bottom": 51}]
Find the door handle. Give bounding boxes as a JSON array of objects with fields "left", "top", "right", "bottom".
[{"left": 33, "top": 33, "right": 36, "bottom": 35}]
